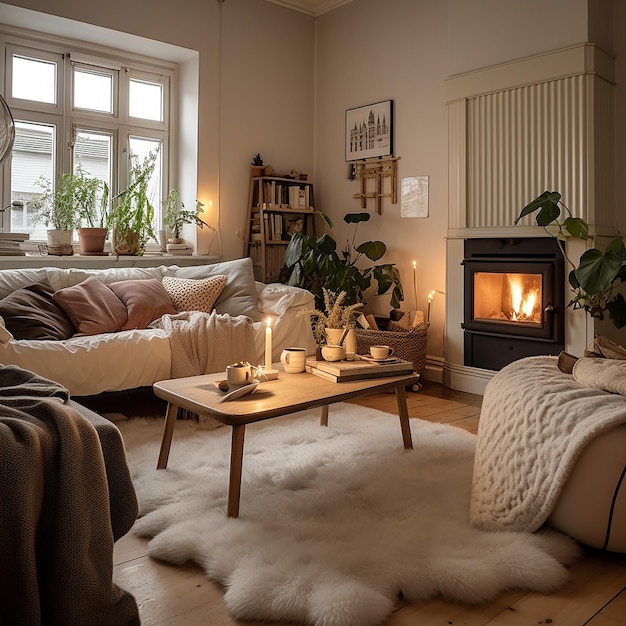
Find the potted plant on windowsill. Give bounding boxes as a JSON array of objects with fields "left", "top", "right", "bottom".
[
  {"left": 281, "top": 211, "right": 404, "bottom": 311},
  {"left": 110, "top": 150, "right": 158, "bottom": 256},
  {"left": 33, "top": 171, "right": 83, "bottom": 255},
  {"left": 163, "top": 189, "right": 214, "bottom": 243},
  {"left": 75, "top": 167, "right": 110, "bottom": 255},
  {"left": 515, "top": 190, "right": 626, "bottom": 328}
]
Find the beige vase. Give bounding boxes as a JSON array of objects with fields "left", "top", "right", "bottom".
[{"left": 325, "top": 328, "right": 344, "bottom": 346}]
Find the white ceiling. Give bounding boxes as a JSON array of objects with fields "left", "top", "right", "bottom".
[{"left": 263, "top": 0, "right": 355, "bottom": 17}]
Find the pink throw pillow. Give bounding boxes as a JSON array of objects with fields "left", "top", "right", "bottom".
[
  {"left": 109, "top": 278, "right": 177, "bottom": 330},
  {"left": 53, "top": 276, "right": 128, "bottom": 336}
]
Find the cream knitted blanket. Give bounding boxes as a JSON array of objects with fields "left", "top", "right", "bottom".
[
  {"left": 470, "top": 355, "right": 626, "bottom": 533},
  {"left": 155, "top": 310, "right": 256, "bottom": 378}
]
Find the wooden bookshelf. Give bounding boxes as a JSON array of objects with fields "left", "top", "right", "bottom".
[{"left": 243, "top": 176, "right": 316, "bottom": 283}]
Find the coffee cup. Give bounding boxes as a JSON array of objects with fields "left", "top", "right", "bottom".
[
  {"left": 321, "top": 344, "right": 346, "bottom": 362},
  {"left": 280, "top": 347, "right": 307, "bottom": 373},
  {"left": 226, "top": 362, "right": 252, "bottom": 386},
  {"left": 370, "top": 345, "right": 394, "bottom": 359}
]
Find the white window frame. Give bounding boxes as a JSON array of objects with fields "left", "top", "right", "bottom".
[{"left": 1, "top": 29, "right": 176, "bottom": 241}]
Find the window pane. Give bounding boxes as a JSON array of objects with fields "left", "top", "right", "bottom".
[
  {"left": 129, "top": 79, "right": 163, "bottom": 121},
  {"left": 10, "top": 121, "right": 55, "bottom": 239},
  {"left": 74, "top": 131, "right": 113, "bottom": 227},
  {"left": 129, "top": 136, "right": 162, "bottom": 230},
  {"left": 12, "top": 55, "right": 56, "bottom": 104},
  {"left": 74, "top": 67, "right": 113, "bottom": 113}
]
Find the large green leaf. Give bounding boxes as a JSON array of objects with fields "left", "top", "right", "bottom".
[
  {"left": 344, "top": 212, "right": 370, "bottom": 224},
  {"left": 355, "top": 240, "right": 386, "bottom": 261},
  {"left": 563, "top": 216, "right": 588, "bottom": 239},
  {"left": 574, "top": 247, "right": 624, "bottom": 294},
  {"left": 514, "top": 191, "right": 561, "bottom": 225}
]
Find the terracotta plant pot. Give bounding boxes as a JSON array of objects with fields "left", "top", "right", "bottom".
[
  {"left": 113, "top": 229, "right": 142, "bottom": 256},
  {"left": 78, "top": 227, "right": 108, "bottom": 255},
  {"left": 251, "top": 166, "right": 265, "bottom": 177}
]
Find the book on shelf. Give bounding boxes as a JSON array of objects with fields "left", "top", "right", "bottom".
[{"left": 306, "top": 357, "right": 414, "bottom": 382}]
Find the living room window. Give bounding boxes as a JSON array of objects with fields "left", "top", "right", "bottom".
[{"left": 2, "top": 35, "right": 173, "bottom": 241}]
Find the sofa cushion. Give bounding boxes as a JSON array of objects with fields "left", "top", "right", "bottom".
[
  {"left": 0, "top": 280, "right": 75, "bottom": 340},
  {"left": 109, "top": 278, "right": 177, "bottom": 330},
  {"left": 53, "top": 276, "right": 128, "bottom": 336},
  {"left": 174, "top": 258, "right": 262, "bottom": 321},
  {"left": 162, "top": 275, "right": 227, "bottom": 313}
]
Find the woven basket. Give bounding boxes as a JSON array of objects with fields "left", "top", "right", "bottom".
[{"left": 355, "top": 324, "right": 428, "bottom": 375}]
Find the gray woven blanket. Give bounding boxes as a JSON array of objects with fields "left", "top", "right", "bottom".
[{"left": 0, "top": 365, "right": 139, "bottom": 625}]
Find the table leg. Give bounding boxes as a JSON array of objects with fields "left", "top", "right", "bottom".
[
  {"left": 395, "top": 386, "right": 413, "bottom": 450},
  {"left": 157, "top": 402, "right": 179, "bottom": 469},
  {"left": 227, "top": 424, "right": 246, "bottom": 518},
  {"left": 320, "top": 405, "right": 329, "bottom": 426}
]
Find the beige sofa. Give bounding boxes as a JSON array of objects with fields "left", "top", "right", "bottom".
[{"left": 0, "top": 257, "right": 316, "bottom": 396}]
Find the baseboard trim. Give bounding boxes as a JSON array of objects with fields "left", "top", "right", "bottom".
[{"left": 443, "top": 363, "right": 495, "bottom": 395}]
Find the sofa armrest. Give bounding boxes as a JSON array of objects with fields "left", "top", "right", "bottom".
[{"left": 257, "top": 282, "right": 314, "bottom": 317}]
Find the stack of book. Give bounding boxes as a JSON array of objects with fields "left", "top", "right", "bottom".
[
  {"left": 306, "top": 356, "right": 414, "bottom": 382},
  {"left": 166, "top": 242, "right": 193, "bottom": 255},
  {"left": 0, "top": 232, "right": 29, "bottom": 256}
]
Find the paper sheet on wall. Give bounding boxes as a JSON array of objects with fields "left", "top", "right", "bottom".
[{"left": 401, "top": 176, "right": 429, "bottom": 218}]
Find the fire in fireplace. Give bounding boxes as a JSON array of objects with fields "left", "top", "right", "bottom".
[{"left": 463, "top": 238, "right": 564, "bottom": 371}]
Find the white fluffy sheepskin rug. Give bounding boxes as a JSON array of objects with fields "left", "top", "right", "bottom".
[{"left": 118, "top": 403, "right": 581, "bottom": 626}]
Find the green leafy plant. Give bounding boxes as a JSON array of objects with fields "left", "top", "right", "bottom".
[
  {"left": 33, "top": 168, "right": 94, "bottom": 231},
  {"left": 110, "top": 150, "right": 159, "bottom": 255},
  {"left": 515, "top": 190, "right": 626, "bottom": 328},
  {"left": 163, "top": 189, "right": 211, "bottom": 239},
  {"left": 251, "top": 153, "right": 264, "bottom": 166},
  {"left": 281, "top": 211, "right": 404, "bottom": 310}
]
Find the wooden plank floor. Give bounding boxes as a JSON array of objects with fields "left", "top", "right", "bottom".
[{"left": 112, "top": 381, "right": 626, "bottom": 626}]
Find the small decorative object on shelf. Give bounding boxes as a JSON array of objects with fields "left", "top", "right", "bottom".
[{"left": 251, "top": 153, "right": 265, "bottom": 177}]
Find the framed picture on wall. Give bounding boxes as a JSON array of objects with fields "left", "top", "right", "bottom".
[{"left": 345, "top": 100, "right": 393, "bottom": 161}]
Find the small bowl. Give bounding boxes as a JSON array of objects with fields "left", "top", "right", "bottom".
[{"left": 321, "top": 344, "right": 346, "bottom": 362}]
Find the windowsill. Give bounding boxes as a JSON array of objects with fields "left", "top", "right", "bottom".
[{"left": 0, "top": 253, "right": 221, "bottom": 270}]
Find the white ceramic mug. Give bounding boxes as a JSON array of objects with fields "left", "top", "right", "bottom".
[
  {"left": 321, "top": 344, "right": 346, "bottom": 362},
  {"left": 370, "top": 345, "right": 394, "bottom": 359},
  {"left": 280, "top": 347, "right": 307, "bottom": 373},
  {"left": 226, "top": 362, "right": 252, "bottom": 385}
]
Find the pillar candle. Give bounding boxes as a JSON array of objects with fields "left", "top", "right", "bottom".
[{"left": 265, "top": 317, "right": 272, "bottom": 370}]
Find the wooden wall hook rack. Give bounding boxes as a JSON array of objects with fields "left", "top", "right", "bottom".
[{"left": 351, "top": 156, "right": 400, "bottom": 214}]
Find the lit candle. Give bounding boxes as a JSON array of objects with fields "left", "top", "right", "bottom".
[
  {"left": 412, "top": 260, "right": 418, "bottom": 311},
  {"left": 427, "top": 290, "right": 435, "bottom": 324},
  {"left": 265, "top": 317, "right": 272, "bottom": 370}
]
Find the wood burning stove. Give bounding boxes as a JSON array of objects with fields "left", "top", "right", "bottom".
[{"left": 462, "top": 238, "right": 564, "bottom": 370}]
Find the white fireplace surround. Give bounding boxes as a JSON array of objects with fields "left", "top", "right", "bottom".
[{"left": 444, "top": 44, "right": 617, "bottom": 394}]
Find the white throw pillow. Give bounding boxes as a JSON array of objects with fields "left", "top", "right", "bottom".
[{"left": 175, "top": 257, "right": 262, "bottom": 321}]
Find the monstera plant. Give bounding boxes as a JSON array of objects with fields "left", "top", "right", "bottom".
[
  {"left": 515, "top": 190, "right": 626, "bottom": 328},
  {"left": 281, "top": 211, "right": 403, "bottom": 311}
]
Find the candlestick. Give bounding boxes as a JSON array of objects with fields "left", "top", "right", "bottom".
[
  {"left": 412, "top": 260, "right": 418, "bottom": 311},
  {"left": 265, "top": 317, "right": 272, "bottom": 370}
]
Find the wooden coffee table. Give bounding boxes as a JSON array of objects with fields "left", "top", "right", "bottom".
[{"left": 153, "top": 367, "right": 420, "bottom": 518}]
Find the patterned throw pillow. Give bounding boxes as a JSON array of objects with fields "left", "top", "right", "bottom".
[{"left": 162, "top": 275, "right": 227, "bottom": 313}]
